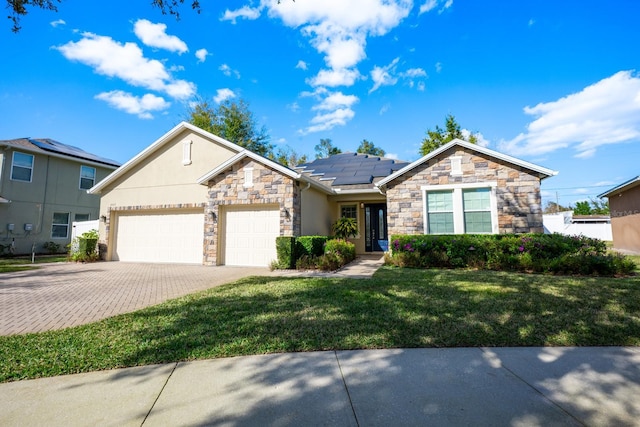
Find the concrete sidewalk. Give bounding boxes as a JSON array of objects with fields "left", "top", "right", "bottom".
[{"left": 2, "top": 347, "right": 639, "bottom": 426}]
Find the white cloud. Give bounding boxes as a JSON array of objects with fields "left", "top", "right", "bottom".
[
  {"left": 417, "top": 81, "right": 426, "bottom": 91},
  {"left": 312, "top": 91, "right": 359, "bottom": 111},
  {"left": 219, "top": 64, "right": 241, "bottom": 78},
  {"left": 369, "top": 58, "right": 399, "bottom": 93},
  {"left": 56, "top": 32, "right": 196, "bottom": 99},
  {"left": 133, "top": 19, "right": 188, "bottom": 54},
  {"left": 95, "top": 90, "right": 170, "bottom": 119},
  {"left": 462, "top": 130, "right": 490, "bottom": 147},
  {"left": 288, "top": 102, "right": 300, "bottom": 112},
  {"left": 195, "top": 48, "right": 209, "bottom": 63},
  {"left": 379, "top": 103, "right": 391, "bottom": 115},
  {"left": 221, "top": 6, "right": 262, "bottom": 24},
  {"left": 402, "top": 68, "right": 427, "bottom": 78},
  {"left": 419, "top": 0, "right": 453, "bottom": 15},
  {"left": 307, "top": 68, "right": 361, "bottom": 87},
  {"left": 296, "top": 60, "right": 308, "bottom": 70},
  {"left": 50, "top": 19, "right": 66, "bottom": 28},
  {"left": 214, "top": 88, "right": 236, "bottom": 104},
  {"left": 528, "top": 18, "right": 535, "bottom": 27},
  {"left": 268, "top": 0, "right": 412, "bottom": 90},
  {"left": 435, "top": 62, "right": 442, "bottom": 73},
  {"left": 385, "top": 152, "right": 399, "bottom": 160},
  {"left": 302, "top": 108, "right": 356, "bottom": 134},
  {"left": 500, "top": 71, "right": 640, "bottom": 158}
]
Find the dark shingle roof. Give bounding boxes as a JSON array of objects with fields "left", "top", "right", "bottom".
[
  {"left": 296, "top": 152, "right": 409, "bottom": 187},
  {"left": 0, "top": 138, "right": 120, "bottom": 167}
]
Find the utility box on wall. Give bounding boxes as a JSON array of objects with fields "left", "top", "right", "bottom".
[{"left": 24, "top": 223, "right": 33, "bottom": 231}]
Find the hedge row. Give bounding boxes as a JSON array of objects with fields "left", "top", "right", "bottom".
[
  {"left": 275, "top": 236, "right": 355, "bottom": 271},
  {"left": 386, "top": 233, "right": 635, "bottom": 276}
]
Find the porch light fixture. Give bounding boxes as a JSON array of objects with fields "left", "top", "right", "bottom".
[
  {"left": 100, "top": 215, "right": 107, "bottom": 223},
  {"left": 360, "top": 202, "right": 365, "bottom": 208},
  {"left": 210, "top": 211, "right": 217, "bottom": 222},
  {"left": 283, "top": 208, "right": 291, "bottom": 220}
]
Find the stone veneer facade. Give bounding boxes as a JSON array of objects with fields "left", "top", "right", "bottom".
[
  {"left": 203, "top": 158, "right": 301, "bottom": 265},
  {"left": 385, "top": 146, "right": 544, "bottom": 236}
]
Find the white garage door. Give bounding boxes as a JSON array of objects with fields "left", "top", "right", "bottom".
[
  {"left": 114, "top": 211, "right": 204, "bottom": 264},
  {"left": 225, "top": 207, "right": 280, "bottom": 267}
]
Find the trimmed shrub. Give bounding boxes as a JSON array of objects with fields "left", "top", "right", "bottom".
[
  {"left": 275, "top": 236, "right": 297, "bottom": 269},
  {"left": 317, "top": 239, "right": 356, "bottom": 271},
  {"left": 386, "top": 233, "right": 634, "bottom": 277},
  {"left": 296, "top": 236, "right": 329, "bottom": 257}
]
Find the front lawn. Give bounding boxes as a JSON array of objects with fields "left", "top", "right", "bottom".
[
  {"left": 1, "top": 266, "right": 639, "bottom": 382},
  {"left": 0, "top": 255, "right": 68, "bottom": 273}
]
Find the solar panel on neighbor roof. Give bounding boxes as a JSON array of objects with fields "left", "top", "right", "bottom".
[{"left": 30, "top": 139, "right": 119, "bottom": 166}]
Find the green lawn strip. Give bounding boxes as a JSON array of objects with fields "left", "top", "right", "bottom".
[
  {"left": 0, "top": 256, "right": 68, "bottom": 273},
  {"left": 2, "top": 267, "right": 640, "bottom": 383}
]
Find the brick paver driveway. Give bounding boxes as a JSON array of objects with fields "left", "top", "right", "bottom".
[{"left": 0, "top": 262, "right": 268, "bottom": 336}]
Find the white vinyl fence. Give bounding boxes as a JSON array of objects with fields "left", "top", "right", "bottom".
[{"left": 543, "top": 212, "right": 612, "bottom": 241}]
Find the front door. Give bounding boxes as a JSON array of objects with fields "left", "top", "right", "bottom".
[{"left": 365, "top": 203, "right": 388, "bottom": 252}]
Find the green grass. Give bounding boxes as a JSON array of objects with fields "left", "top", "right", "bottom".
[
  {"left": 0, "top": 255, "right": 68, "bottom": 273},
  {"left": 1, "top": 266, "right": 640, "bottom": 382}
]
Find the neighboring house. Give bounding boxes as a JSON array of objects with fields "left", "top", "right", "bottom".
[
  {"left": 0, "top": 138, "right": 120, "bottom": 254},
  {"left": 599, "top": 176, "right": 640, "bottom": 253},
  {"left": 89, "top": 122, "right": 557, "bottom": 267},
  {"left": 543, "top": 211, "right": 612, "bottom": 241}
]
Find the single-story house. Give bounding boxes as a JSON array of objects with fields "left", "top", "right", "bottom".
[
  {"left": 598, "top": 176, "right": 640, "bottom": 253},
  {"left": 89, "top": 122, "right": 557, "bottom": 266}
]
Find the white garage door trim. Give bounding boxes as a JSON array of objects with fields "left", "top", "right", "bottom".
[
  {"left": 224, "top": 206, "right": 280, "bottom": 267},
  {"left": 114, "top": 210, "right": 204, "bottom": 264}
]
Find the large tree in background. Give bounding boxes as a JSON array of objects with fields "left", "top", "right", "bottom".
[
  {"left": 187, "top": 98, "right": 273, "bottom": 157},
  {"left": 269, "top": 146, "right": 308, "bottom": 169},
  {"left": 419, "top": 114, "right": 479, "bottom": 156},
  {"left": 356, "top": 139, "right": 385, "bottom": 156},
  {"left": 314, "top": 138, "right": 342, "bottom": 159},
  {"left": 7, "top": 0, "right": 201, "bottom": 32}
]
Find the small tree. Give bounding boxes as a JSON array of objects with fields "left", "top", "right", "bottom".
[
  {"left": 357, "top": 139, "right": 385, "bottom": 156},
  {"left": 332, "top": 217, "right": 358, "bottom": 239},
  {"left": 269, "top": 146, "right": 308, "bottom": 168},
  {"left": 314, "top": 138, "right": 342, "bottom": 159},
  {"left": 419, "top": 114, "right": 479, "bottom": 156}
]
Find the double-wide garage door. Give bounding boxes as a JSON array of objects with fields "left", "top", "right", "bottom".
[
  {"left": 113, "top": 211, "right": 205, "bottom": 264},
  {"left": 113, "top": 206, "right": 280, "bottom": 266}
]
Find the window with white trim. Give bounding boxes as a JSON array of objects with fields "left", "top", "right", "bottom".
[
  {"left": 79, "top": 165, "right": 96, "bottom": 190},
  {"left": 52, "top": 212, "right": 70, "bottom": 239},
  {"left": 426, "top": 191, "right": 454, "bottom": 234},
  {"left": 463, "top": 188, "right": 492, "bottom": 233},
  {"left": 423, "top": 182, "right": 498, "bottom": 234},
  {"left": 11, "top": 151, "right": 34, "bottom": 182},
  {"left": 340, "top": 204, "right": 357, "bottom": 220}
]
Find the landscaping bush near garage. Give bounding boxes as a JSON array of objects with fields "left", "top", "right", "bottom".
[
  {"left": 386, "top": 233, "right": 636, "bottom": 276},
  {"left": 275, "top": 236, "right": 355, "bottom": 271}
]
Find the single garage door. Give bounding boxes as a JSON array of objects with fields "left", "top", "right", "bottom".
[
  {"left": 114, "top": 211, "right": 204, "bottom": 264},
  {"left": 224, "top": 206, "right": 280, "bottom": 266}
]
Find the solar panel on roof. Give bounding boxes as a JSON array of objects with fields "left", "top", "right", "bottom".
[
  {"left": 333, "top": 175, "right": 373, "bottom": 185},
  {"left": 30, "top": 139, "right": 120, "bottom": 166}
]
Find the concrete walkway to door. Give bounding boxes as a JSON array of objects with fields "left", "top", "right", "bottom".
[{"left": 0, "top": 262, "right": 267, "bottom": 336}]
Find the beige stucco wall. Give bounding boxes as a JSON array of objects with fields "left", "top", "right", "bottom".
[
  {"left": 97, "top": 129, "right": 239, "bottom": 249},
  {"left": 301, "top": 186, "right": 332, "bottom": 236},
  {"left": 609, "top": 184, "right": 640, "bottom": 253},
  {"left": 0, "top": 148, "right": 113, "bottom": 254}
]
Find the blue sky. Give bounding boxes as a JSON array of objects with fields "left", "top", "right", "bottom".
[{"left": 2, "top": 0, "right": 640, "bottom": 208}]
